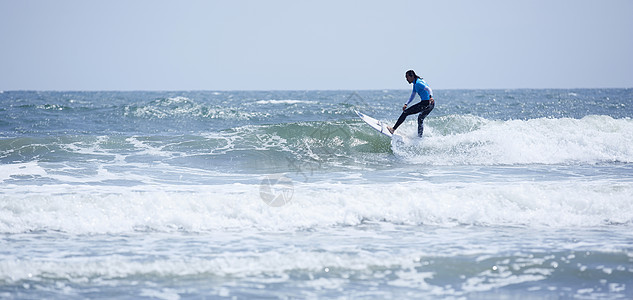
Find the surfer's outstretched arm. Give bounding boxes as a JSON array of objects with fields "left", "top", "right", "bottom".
[{"left": 403, "top": 89, "right": 416, "bottom": 111}]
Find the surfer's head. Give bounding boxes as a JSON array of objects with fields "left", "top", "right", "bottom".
[{"left": 405, "top": 70, "right": 421, "bottom": 84}]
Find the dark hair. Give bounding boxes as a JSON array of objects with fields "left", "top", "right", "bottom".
[{"left": 405, "top": 70, "right": 422, "bottom": 80}]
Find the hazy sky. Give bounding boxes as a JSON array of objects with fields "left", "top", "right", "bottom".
[{"left": 1, "top": 0, "right": 632, "bottom": 90}]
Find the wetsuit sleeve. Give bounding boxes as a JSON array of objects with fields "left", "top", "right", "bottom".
[
  {"left": 425, "top": 85, "right": 433, "bottom": 98},
  {"left": 405, "top": 88, "right": 416, "bottom": 106}
]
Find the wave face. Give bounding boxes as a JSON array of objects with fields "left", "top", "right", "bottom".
[{"left": 2, "top": 114, "right": 631, "bottom": 175}]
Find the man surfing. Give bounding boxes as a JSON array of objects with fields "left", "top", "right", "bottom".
[{"left": 387, "top": 70, "right": 435, "bottom": 137}]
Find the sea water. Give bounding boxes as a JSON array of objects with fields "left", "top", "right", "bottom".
[{"left": 1, "top": 89, "right": 632, "bottom": 299}]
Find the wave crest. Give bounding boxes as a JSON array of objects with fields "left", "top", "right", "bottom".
[
  {"left": 393, "top": 115, "right": 633, "bottom": 165},
  {"left": 1, "top": 180, "right": 631, "bottom": 234}
]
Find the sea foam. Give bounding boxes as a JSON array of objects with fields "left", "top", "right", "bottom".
[
  {"left": 1, "top": 179, "right": 631, "bottom": 234},
  {"left": 393, "top": 115, "right": 633, "bottom": 165}
]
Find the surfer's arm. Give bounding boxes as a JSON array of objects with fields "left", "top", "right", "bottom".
[
  {"left": 403, "top": 89, "right": 416, "bottom": 110},
  {"left": 405, "top": 89, "right": 416, "bottom": 106}
]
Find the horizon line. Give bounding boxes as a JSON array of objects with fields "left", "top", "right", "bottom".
[{"left": 2, "top": 87, "right": 632, "bottom": 93}]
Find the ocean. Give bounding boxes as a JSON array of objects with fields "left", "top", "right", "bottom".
[{"left": 1, "top": 89, "right": 632, "bottom": 299}]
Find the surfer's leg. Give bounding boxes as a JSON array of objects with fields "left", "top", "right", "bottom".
[
  {"left": 416, "top": 103, "right": 435, "bottom": 137},
  {"left": 392, "top": 103, "right": 423, "bottom": 131},
  {"left": 391, "top": 113, "right": 408, "bottom": 131}
]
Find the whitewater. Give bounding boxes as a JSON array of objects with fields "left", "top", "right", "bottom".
[{"left": 1, "top": 89, "right": 632, "bottom": 298}]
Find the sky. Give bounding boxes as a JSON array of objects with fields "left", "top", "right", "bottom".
[{"left": 1, "top": 0, "right": 632, "bottom": 91}]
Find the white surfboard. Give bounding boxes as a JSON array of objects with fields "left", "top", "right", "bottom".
[{"left": 355, "top": 110, "right": 397, "bottom": 138}]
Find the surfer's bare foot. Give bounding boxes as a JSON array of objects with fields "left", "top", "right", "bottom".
[{"left": 387, "top": 126, "right": 395, "bottom": 134}]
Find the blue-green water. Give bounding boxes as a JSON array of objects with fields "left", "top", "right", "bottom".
[{"left": 1, "top": 89, "right": 632, "bottom": 298}]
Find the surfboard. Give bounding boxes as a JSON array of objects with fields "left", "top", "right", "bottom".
[{"left": 355, "top": 110, "right": 395, "bottom": 138}]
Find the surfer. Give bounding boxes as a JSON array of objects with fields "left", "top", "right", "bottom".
[{"left": 387, "top": 70, "right": 435, "bottom": 137}]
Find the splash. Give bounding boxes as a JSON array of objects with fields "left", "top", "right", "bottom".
[{"left": 393, "top": 115, "right": 633, "bottom": 165}]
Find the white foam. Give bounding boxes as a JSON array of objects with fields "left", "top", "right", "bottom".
[
  {"left": 255, "top": 100, "right": 315, "bottom": 105},
  {"left": 393, "top": 115, "right": 633, "bottom": 165},
  {"left": 0, "top": 162, "right": 47, "bottom": 182},
  {"left": 126, "top": 96, "right": 268, "bottom": 120},
  {"left": 1, "top": 179, "right": 631, "bottom": 234},
  {"left": 0, "top": 246, "right": 425, "bottom": 284},
  {"left": 62, "top": 136, "right": 127, "bottom": 162},
  {"left": 126, "top": 136, "right": 173, "bottom": 157}
]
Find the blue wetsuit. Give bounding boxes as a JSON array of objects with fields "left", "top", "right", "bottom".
[
  {"left": 392, "top": 78, "right": 434, "bottom": 137},
  {"left": 406, "top": 78, "right": 433, "bottom": 106}
]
